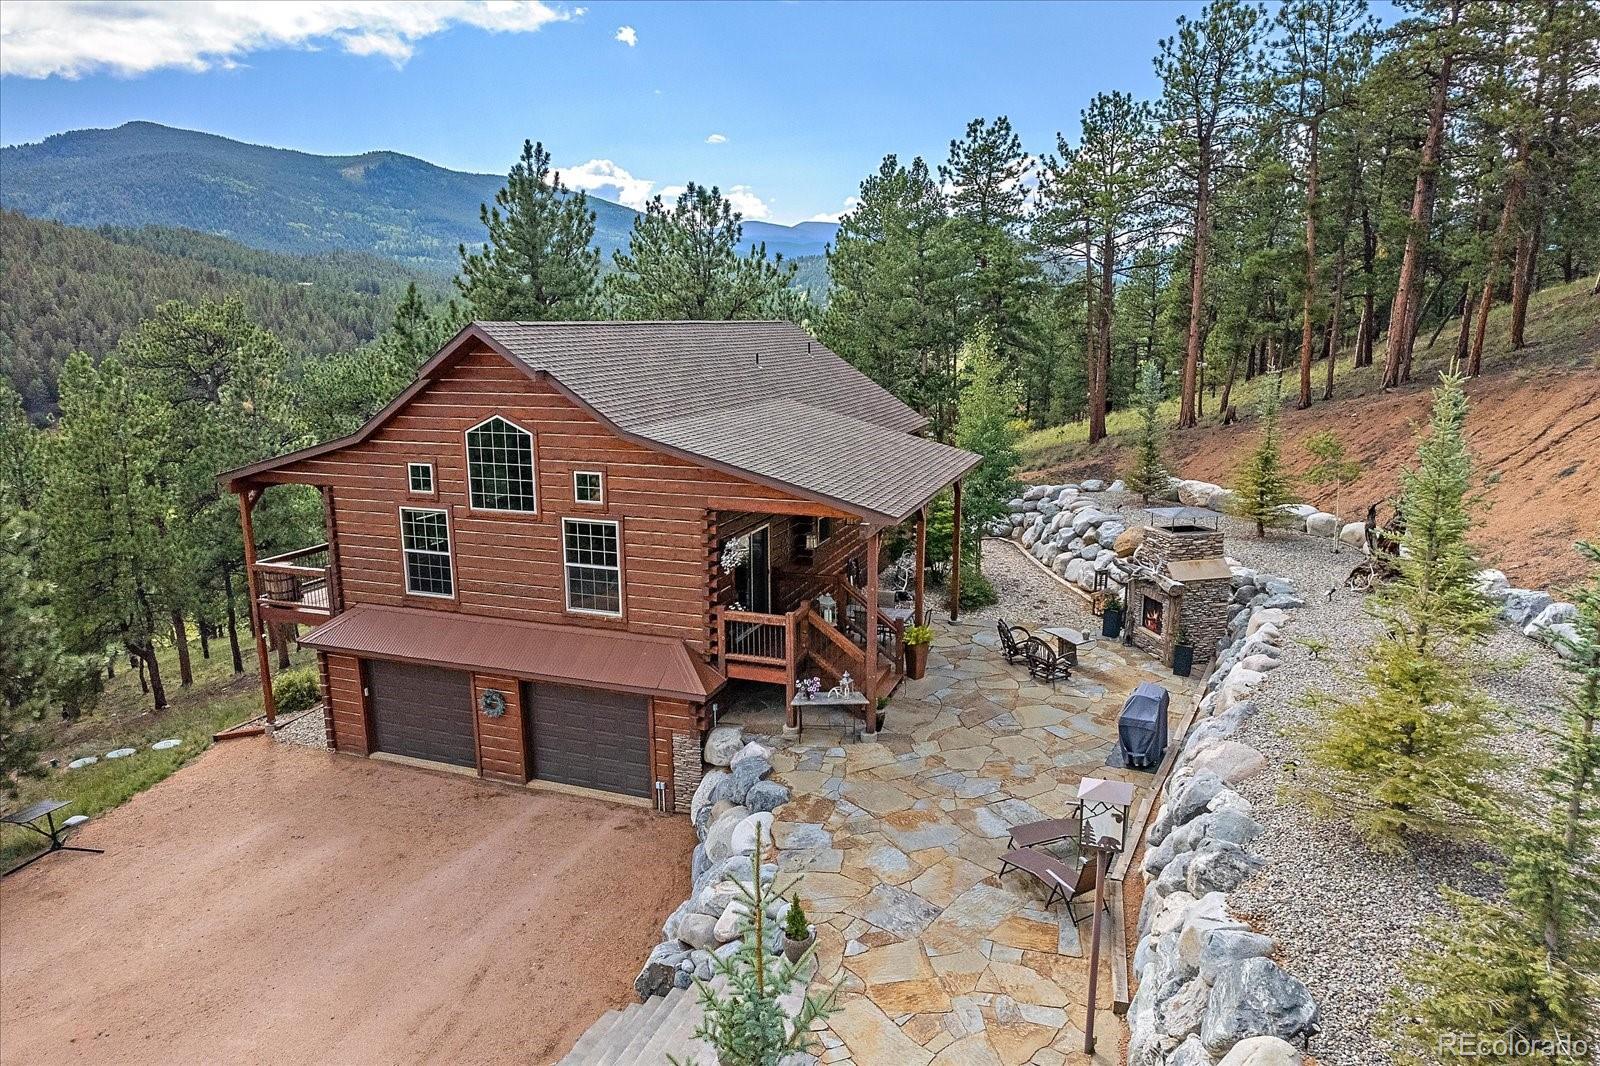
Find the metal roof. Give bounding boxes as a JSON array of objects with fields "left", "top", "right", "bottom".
[
  {"left": 224, "top": 321, "right": 980, "bottom": 522},
  {"left": 299, "top": 604, "right": 725, "bottom": 701}
]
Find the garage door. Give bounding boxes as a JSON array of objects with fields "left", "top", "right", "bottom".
[
  {"left": 367, "top": 661, "right": 476, "bottom": 768},
  {"left": 526, "top": 684, "right": 650, "bottom": 798}
]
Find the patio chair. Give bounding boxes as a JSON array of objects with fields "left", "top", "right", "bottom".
[
  {"left": 1006, "top": 811, "right": 1081, "bottom": 850},
  {"left": 997, "top": 848, "right": 1102, "bottom": 923},
  {"left": 1023, "top": 637, "right": 1072, "bottom": 683},
  {"left": 997, "top": 619, "right": 1032, "bottom": 665}
]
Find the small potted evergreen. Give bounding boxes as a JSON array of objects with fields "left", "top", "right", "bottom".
[
  {"left": 902, "top": 624, "right": 934, "bottom": 679},
  {"left": 1101, "top": 593, "right": 1124, "bottom": 639},
  {"left": 782, "top": 893, "right": 815, "bottom": 962},
  {"left": 1172, "top": 624, "right": 1195, "bottom": 677}
]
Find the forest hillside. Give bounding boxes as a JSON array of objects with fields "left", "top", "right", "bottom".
[{"left": 1021, "top": 278, "right": 1600, "bottom": 590}]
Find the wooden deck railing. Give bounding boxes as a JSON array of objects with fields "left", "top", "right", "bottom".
[
  {"left": 254, "top": 543, "right": 331, "bottom": 612},
  {"left": 719, "top": 608, "right": 791, "bottom": 665}
]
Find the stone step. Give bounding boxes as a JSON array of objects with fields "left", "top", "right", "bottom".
[
  {"left": 557, "top": 1006, "right": 625, "bottom": 1065},
  {"left": 610, "top": 987, "right": 681, "bottom": 1063},
  {"left": 637, "top": 987, "right": 703, "bottom": 1062},
  {"left": 557, "top": 992, "right": 668, "bottom": 1066}
]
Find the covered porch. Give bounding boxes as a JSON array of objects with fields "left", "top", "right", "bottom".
[{"left": 708, "top": 481, "right": 968, "bottom": 737}]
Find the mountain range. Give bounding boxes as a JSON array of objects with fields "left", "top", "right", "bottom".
[{"left": 0, "top": 122, "right": 840, "bottom": 274}]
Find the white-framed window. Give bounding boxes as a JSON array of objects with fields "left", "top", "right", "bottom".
[
  {"left": 407, "top": 462, "right": 434, "bottom": 495},
  {"left": 573, "top": 470, "right": 604, "bottom": 505},
  {"left": 400, "top": 508, "right": 454, "bottom": 598},
  {"left": 465, "top": 415, "right": 537, "bottom": 512},
  {"left": 563, "top": 518, "right": 622, "bottom": 616}
]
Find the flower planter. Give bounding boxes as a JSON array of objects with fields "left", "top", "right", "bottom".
[
  {"left": 1101, "top": 606, "right": 1123, "bottom": 639},
  {"left": 904, "top": 642, "right": 930, "bottom": 680},
  {"left": 1172, "top": 643, "right": 1194, "bottom": 677},
  {"left": 783, "top": 928, "right": 816, "bottom": 963}
]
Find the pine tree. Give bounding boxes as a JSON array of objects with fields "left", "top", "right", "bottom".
[
  {"left": 41, "top": 354, "right": 177, "bottom": 710},
  {"left": 457, "top": 140, "right": 601, "bottom": 321},
  {"left": 820, "top": 155, "right": 965, "bottom": 438},
  {"left": 1229, "top": 373, "right": 1298, "bottom": 537},
  {"left": 1124, "top": 362, "right": 1174, "bottom": 502},
  {"left": 1387, "top": 540, "right": 1600, "bottom": 1062},
  {"left": 675, "top": 831, "right": 838, "bottom": 1066},
  {"left": 954, "top": 328, "right": 1023, "bottom": 564},
  {"left": 608, "top": 183, "right": 804, "bottom": 322},
  {"left": 1307, "top": 374, "right": 1502, "bottom": 848},
  {"left": 1303, "top": 429, "right": 1361, "bottom": 532}
]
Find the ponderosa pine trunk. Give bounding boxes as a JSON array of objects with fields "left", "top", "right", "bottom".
[
  {"left": 1324, "top": 249, "right": 1345, "bottom": 401},
  {"left": 1455, "top": 289, "right": 1477, "bottom": 371},
  {"left": 198, "top": 616, "right": 210, "bottom": 660},
  {"left": 1384, "top": 4, "right": 1460, "bottom": 388},
  {"left": 1219, "top": 344, "right": 1240, "bottom": 418},
  {"left": 224, "top": 565, "right": 244, "bottom": 675},
  {"left": 1089, "top": 229, "right": 1114, "bottom": 443},
  {"left": 1180, "top": 147, "right": 1212, "bottom": 429},
  {"left": 1299, "top": 123, "right": 1321, "bottom": 410},
  {"left": 131, "top": 640, "right": 167, "bottom": 711},
  {"left": 1509, "top": 217, "right": 1539, "bottom": 350},
  {"left": 172, "top": 609, "right": 193, "bottom": 687},
  {"left": 1468, "top": 138, "right": 1530, "bottom": 377}
]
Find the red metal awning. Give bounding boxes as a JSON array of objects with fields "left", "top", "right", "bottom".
[{"left": 299, "top": 604, "right": 724, "bottom": 702}]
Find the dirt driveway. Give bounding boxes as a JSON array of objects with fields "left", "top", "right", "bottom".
[{"left": 0, "top": 739, "right": 693, "bottom": 1065}]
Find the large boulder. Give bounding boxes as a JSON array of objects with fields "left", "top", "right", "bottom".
[
  {"left": 1247, "top": 609, "right": 1287, "bottom": 636},
  {"left": 1169, "top": 1035, "right": 1217, "bottom": 1066},
  {"left": 677, "top": 912, "right": 721, "bottom": 951},
  {"left": 1474, "top": 569, "right": 1511, "bottom": 598},
  {"left": 1201, "top": 958, "right": 1319, "bottom": 1054},
  {"left": 729, "top": 740, "right": 774, "bottom": 769},
  {"left": 703, "top": 806, "right": 751, "bottom": 863},
  {"left": 1081, "top": 478, "right": 1107, "bottom": 492},
  {"left": 1277, "top": 503, "right": 1319, "bottom": 520},
  {"left": 1182, "top": 740, "right": 1267, "bottom": 785},
  {"left": 1115, "top": 526, "right": 1146, "bottom": 557},
  {"left": 1198, "top": 930, "right": 1275, "bottom": 984},
  {"left": 704, "top": 726, "right": 744, "bottom": 767},
  {"left": 1217, "top": 1037, "right": 1303, "bottom": 1066},
  {"left": 1186, "top": 840, "right": 1265, "bottom": 895},
  {"left": 1338, "top": 521, "right": 1366, "bottom": 547},
  {"left": 635, "top": 941, "right": 689, "bottom": 998},
  {"left": 728, "top": 811, "right": 775, "bottom": 856},
  {"left": 1525, "top": 601, "right": 1577, "bottom": 638},
  {"left": 1499, "top": 589, "right": 1552, "bottom": 628},
  {"left": 1304, "top": 512, "right": 1339, "bottom": 537},
  {"left": 1179, "top": 481, "right": 1223, "bottom": 507},
  {"left": 691, "top": 770, "right": 729, "bottom": 832},
  {"left": 744, "top": 780, "right": 791, "bottom": 814}
]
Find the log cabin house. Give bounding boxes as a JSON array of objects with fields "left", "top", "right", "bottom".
[{"left": 221, "top": 321, "right": 980, "bottom": 812}]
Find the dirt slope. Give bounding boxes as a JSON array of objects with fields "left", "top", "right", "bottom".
[{"left": 1031, "top": 363, "right": 1600, "bottom": 592}]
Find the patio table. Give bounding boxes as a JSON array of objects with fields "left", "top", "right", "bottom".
[
  {"left": 1040, "top": 626, "right": 1095, "bottom": 666},
  {"left": 2, "top": 799, "right": 103, "bottom": 877}
]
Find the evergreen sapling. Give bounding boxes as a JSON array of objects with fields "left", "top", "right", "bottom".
[
  {"left": 1229, "top": 373, "right": 1298, "bottom": 537},
  {"left": 1124, "top": 362, "right": 1174, "bottom": 503}
]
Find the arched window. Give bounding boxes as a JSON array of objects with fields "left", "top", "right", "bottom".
[{"left": 465, "top": 416, "right": 537, "bottom": 512}]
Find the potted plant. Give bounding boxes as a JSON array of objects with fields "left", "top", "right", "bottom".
[
  {"left": 1172, "top": 625, "right": 1195, "bottom": 677},
  {"left": 902, "top": 624, "right": 934, "bottom": 679},
  {"left": 782, "top": 893, "right": 815, "bottom": 962},
  {"left": 1101, "top": 593, "right": 1124, "bottom": 639}
]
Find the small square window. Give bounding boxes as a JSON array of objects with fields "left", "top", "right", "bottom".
[
  {"left": 408, "top": 462, "right": 434, "bottom": 495},
  {"left": 574, "top": 471, "right": 604, "bottom": 505}
]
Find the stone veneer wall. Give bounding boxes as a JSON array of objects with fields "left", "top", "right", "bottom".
[
  {"left": 1181, "top": 579, "right": 1233, "bottom": 665},
  {"left": 671, "top": 732, "right": 703, "bottom": 814},
  {"left": 1141, "top": 526, "right": 1225, "bottom": 567}
]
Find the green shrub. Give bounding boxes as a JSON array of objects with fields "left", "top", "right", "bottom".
[
  {"left": 274, "top": 668, "right": 321, "bottom": 715},
  {"left": 783, "top": 894, "right": 810, "bottom": 940},
  {"left": 957, "top": 564, "right": 998, "bottom": 610}
]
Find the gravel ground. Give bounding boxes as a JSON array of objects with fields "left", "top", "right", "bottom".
[
  {"left": 994, "top": 489, "right": 1575, "bottom": 1066},
  {"left": 271, "top": 704, "right": 329, "bottom": 750}
]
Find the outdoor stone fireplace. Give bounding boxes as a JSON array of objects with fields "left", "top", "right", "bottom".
[{"left": 1122, "top": 510, "right": 1233, "bottom": 668}]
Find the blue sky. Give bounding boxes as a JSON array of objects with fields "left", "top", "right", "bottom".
[{"left": 1, "top": 1, "right": 1391, "bottom": 225}]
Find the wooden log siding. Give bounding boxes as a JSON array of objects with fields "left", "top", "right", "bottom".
[
  {"left": 267, "top": 345, "right": 842, "bottom": 652},
  {"left": 324, "top": 652, "right": 369, "bottom": 754},
  {"left": 472, "top": 673, "right": 526, "bottom": 783}
]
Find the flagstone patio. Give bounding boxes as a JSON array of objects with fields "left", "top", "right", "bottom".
[{"left": 719, "top": 603, "right": 1201, "bottom": 1066}]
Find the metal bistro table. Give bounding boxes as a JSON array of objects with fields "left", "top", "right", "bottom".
[
  {"left": 2, "top": 799, "right": 103, "bottom": 877},
  {"left": 1040, "top": 626, "right": 1095, "bottom": 667}
]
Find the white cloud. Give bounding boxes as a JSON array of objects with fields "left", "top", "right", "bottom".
[
  {"left": 805, "top": 195, "right": 860, "bottom": 223},
  {"left": 657, "top": 184, "right": 688, "bottom": 202},
  {"left": 561, "top": 158, "right": 660, "bottom": 210},
  {"left": 705, "top": 133, "right": 727, "bottom": 144},
  {"left": 613, "top": 24, "right": 636, "bottom": 46},
  {"left": 723, "top": 185, "right": 771, "bottom": 221},
  {"left": 0, "top": 1, "right": 579, "bottom": 79}
]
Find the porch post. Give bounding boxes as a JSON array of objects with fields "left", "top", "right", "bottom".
[
  {"left": 914, "top": 506, "right": 927, "bottom": 625},
  {"left": 949, "top": 479, "right": 963, "bottom": 621},
  {"left": 237, "top": 489, "right": 278, "bottom": 726},
  {"left": 863, "top": 527, "right": 880, "bottom": 737}
]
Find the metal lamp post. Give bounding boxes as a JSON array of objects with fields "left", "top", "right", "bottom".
[{"left": 1078, "top": 777, "right": 1136, "bottom": 1055}]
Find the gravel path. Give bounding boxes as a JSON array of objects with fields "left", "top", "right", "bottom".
[
  {"left": 996, "top": 489, "right": 1574, "bottom": 1066},
  {"left": 271, "top": 704, "right": 330, "bottom": 750}
]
